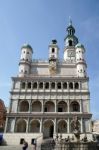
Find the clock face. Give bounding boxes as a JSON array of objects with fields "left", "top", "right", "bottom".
[{"left": 68, "top": 50, "right": 75, "bottom": 57}]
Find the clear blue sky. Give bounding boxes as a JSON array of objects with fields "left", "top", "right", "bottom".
[{"left": 0, "top": 0, "right": 99, "bottom": 119}]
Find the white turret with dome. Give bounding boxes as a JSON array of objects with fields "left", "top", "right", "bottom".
[
  {"left": 19, "top": 44, "right": 33, "bottom": 77},
  {"left": 75, "top": 43, "right": 87, "bottom": 77}
]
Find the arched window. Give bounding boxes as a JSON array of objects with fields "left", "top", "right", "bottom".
[
  {"left": 29, "top": 120, "right": 40, "bottom": 133},
  {"left": 69, "top": 82, "right": 73, "bottom": 89},
  {"left": 33, "top": 82, "right": 37, "bottom": 89},
  {"left": 63, "top": 82, "right": 67, "bottom": 89},
  {"left": 27, "top": 82, "right": 31, "bottom": 89},
  {"left": 58, "top": 120, "right": 67, "bottom": 133},
  {"left": 25, "top": 70, "right": 27, "bottom": 74},
  {"left": 69, "top": 40, "right": 72, "bottom": 46},
  {"left": 57, "top": 82, "right": 61, "bottom": 89},
  {"left": 44, "top": 101, "right": 55, "bottom": 112},
  {"left": 58, "top": 101, "right": 67, "bottom": 112},
  {"left": 45, "top": 82, "right": 49, "bottom": 89},
  {"left": 51, "top": 82, "right": 55, "bottom": 89},
  {"left": 75, "top": 82, "right": 79, "bottom": 89},
  {"left": 19, "top": 101, "right": 29, "bottom": 112},
  {"left": 52, "top": 48, "right": 55, "bottom": 53},
  {"left": 39, "top": 82, "right": 43, "bottom": 89},
  {"left": 70, "top": 29, "right": 73, "bottom": 35},
  {"left": 22, "top": 82, "right": 25, "bottom": 89},
  {"left": 16, "top": 119, "right": 26, "bottom": 133},
  {"left": 43, "top": 120, "right": 54, "bottom": 138},
  {"left": 32, "top": 101, "right": 41, "bottom": 112},
  {"left": 70, "top": 101, "right": 80, "bottom": 112}
]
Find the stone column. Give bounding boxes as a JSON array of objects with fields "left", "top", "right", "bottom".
[
  {"left": 17, "top": 99, "right": 20, "bottom": 112},
  {"left": 55, "top": 100, "right": 57, "bottom": 112},
  {"left": 81, "top": 118, "right": 83, "bottom": 133},
  {"left": 68, "top": 100, "right": 70, "bottom": 112},
  {"left": 54, "top": 118, "right": 57, "bottom": 134},
  {"left": 61, "top": 82, "right": 63, "bottom": 90},
  {"left": 42, "top": 100, "right": 44, "bottom": 112},
  {"left": 49, "top": 81, "right": 51, "bottom": 91},
  {"left": 43, "top": 82, "right": 45, "bottom": 90},
  {"left": 40, "top": 118, "right": 43, "bottom": 133},
  {"left": 67, "top": 82, "right": 69, "bottom": 91},
  {"left": 55, "top": 81, "right": 57, "bottom": 91},
  {"left": 79, "top": 81, "right": 81, "bottom": 90},
  {"left": 25, "top": 81, "right": 28, "bottom": 91},
  {"left": 4, "top": 117, "right": 8, "bottom": 133},
  {"left": 26, "top": 118, "right": 29, "bottom": 132},
  {"left": 73, "top": 82, "right": 75, "bottom": 89},
  {"left": 89, "top": 118, "right": 92, "bottom": 132},
  {"left": 80, "top": 100, "right": 82, "bottom": 112},
  {"left": 31, "top": 81, "right": 33, "bottom": 91},
  {"left": 29, "top": 100, "right": 31, "bottom": 113},
  {"left": 13, "top": 117, "right": 16, "bottom": 132},
  {"left": 67, "top": 118, "right": 70, "bottom": 133}
]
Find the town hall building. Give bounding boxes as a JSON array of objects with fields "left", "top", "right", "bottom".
[{"left": 4, "top": 21, "right": 92, "bottom": 145}]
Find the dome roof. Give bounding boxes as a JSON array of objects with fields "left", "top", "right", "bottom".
[
  {"left": 75, "top": 43, "right": 84, "bottom": 49},
  {"left": 21, "top": 44, "right": 33, "bottom": 52}
]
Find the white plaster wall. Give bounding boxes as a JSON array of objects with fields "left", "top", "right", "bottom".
[
  {"left": 77, "top": 64, "right": 86, "bottom": 77},
  {"left": 76, "top": 47, "right": 85, "bottom": 61},
  {"left": 82, "top": 81, "right": 88, "bottom": 90},
  {"left": 11, "top": 100, "right": 18, "bottom": 113},
  {"left": 31, "top": 66, "right": 49, "bottom": 75},
  {"left": 15, "top": 81, "right": 20, "bottom": 89},
  {"left": 84, "top": 119, "right": 90, "bottom": 132},
  {"left": 49, "top": 47, "right": 59, "bottom": 59},
  {"left": 19, "top": 64, "right": 30, "bottom": 74},
  {"left": 59, "top": 67, "right": 76, "bottom": 76},
  {"left": 11, "top": 94, "right": 20, "bottom": 99},
  {"left": 3, "top": 133, "right": 43, "bottom": 145},
  {"left": 21, "top": 48, "right": 32, "bottom": 62},
  {"left": 31, "top": 63, "right": 77, "bottom": 76},
  {"left": 3, "top": 133, "right": 93, "bottom": 145},
  {"left": 82, "top": 100, "right": 89, "bottom": 113},
  {"left": 7, "top": 118, "right": 15, "bottom": 132}
]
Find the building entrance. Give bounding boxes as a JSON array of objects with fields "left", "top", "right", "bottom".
[{"left": 43, "top": 120, "right": 54, "bottom": 139}]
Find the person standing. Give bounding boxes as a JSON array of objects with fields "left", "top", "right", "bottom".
[{"left": 22, "top": 140, "right": 28, "bottom": 150}]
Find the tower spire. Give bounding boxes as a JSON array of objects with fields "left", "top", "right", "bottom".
[{"left": 69, "top": 16, "right": 72, "bottom": 26}]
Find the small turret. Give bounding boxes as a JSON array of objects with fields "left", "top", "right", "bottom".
[
  {"left": 49, "top": 39, "right": 59, "bottom": 60},
  {"left": 49, "top": 40, "right": 59, "bottom": 75},
  {"left": 19, "top": 44, "right": 33, "bottom": 77},
  {"left": 75, "top": 43, "right": 87, "bottom": 77}
]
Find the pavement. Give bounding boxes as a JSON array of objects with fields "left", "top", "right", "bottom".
[{"left": 0, "top": 145, "right": 40, "bottom": 150}]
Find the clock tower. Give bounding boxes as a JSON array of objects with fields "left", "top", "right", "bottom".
[{"left": 64, "top": 20, "right": 78, "bottom": 61}]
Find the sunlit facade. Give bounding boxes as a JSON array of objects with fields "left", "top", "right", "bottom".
[{"left": 4, "top": 22, "right": 92, "bottom": 145}]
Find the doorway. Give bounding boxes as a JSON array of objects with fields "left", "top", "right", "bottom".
[{"left": 43, "top": 120, "right": 54, "bottom": 139}]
